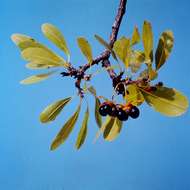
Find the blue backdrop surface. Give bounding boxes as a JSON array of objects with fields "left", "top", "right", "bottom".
[{"left": 1, "top": 0, "right": 190, "bottom": 189}]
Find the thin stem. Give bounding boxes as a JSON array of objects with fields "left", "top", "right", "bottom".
[{"left": 63, "top": 0, "right": 128, "bottom": 97}]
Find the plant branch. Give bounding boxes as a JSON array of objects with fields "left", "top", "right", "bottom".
[{"left": 62, "top": 0, "right": 128, "bottom": 97}]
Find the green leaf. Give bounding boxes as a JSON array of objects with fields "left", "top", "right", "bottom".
[
  {"left": 77, "top": 37, "right": 93, "bottom": 63},
  {"left": 40, "top": 97, "right": 72, "bottom": 123},
  {"left": 94, "top": 34, "right": 118, "bottom": 61},
  {"left": 125, "top": 84, "right": 144, "bottom": 106},
  {"left": 87, "top": 86, "right": 97, "bottom": 96},
  {"left": 21, "top": 47, "right": 69, "bottom": 68},
  {"left": 131, "top": 26, "right": 141, "bottom": 46},
  {"left": 88, "top": 86, "right": 102, "bottom": 128},
  {"left": 95, "top": 98, "right": 102, "bottom": 128},
  {"left": 103, "top": 118, "right": 123, "bottom": 141},
  {"left": 75, "top": 106, "right": 89, "bottom": 150},
  {"left": 25, "top": 62, "right": 59, "bottom": 70},
  {"left": 11, "top": 33, "right": 52, "bottom": 52},
  {"left": 51, "top": 103, "right": 81, "bottom": 150},
  {"left": 41, "top": 23, "right": 70, "bottom": 59},
  {"left": 155, "top": 31, "right": 174, "bottom": 70},
  {"left": 139, "top": 66, "right": 158, "bottom": 81},
  {"left": 113, "top": 37, "right": 131, "bottom": 68},
  {"left": 20, "top": 70, "right": 56, "bottom": 85},
  {"left": 139, "top": 86, "right": 189, "bottom": 117},
  {"left": 148, "top": 66, "right": 158, "bottom": 80},
  {"left": 142, "top": 21, "right": 153, "bottom": 62},
  {"left": 94, "top": 116, "right": 115, "bottom": 141},
  {"left": 129, "top": 50, "right": 145, "bottom": 73},
  {"left": 11, "top": 34, "right": 32, "bottom": 45}
]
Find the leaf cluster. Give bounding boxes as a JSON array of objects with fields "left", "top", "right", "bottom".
[{"left": 12, "top": 21, "right": 188, "bottom": 151}]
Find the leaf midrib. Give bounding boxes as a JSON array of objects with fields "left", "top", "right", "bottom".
[{"left": 139, "top": 87, "right": 186, "bottom": 111}]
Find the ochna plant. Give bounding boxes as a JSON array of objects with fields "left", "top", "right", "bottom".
[{"left": 11, "top": 0, "right": 189, "bottom": 150}]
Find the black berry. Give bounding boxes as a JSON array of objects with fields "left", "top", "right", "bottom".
[
  {"left": 129, "top": 106, "right": 140, "bottom": 119},
  {"left": 99, "top": 103, "right": 112, "bottom": 116},
  {"left": 116, "top": 83, "right": 125, "bottom": 95},
  {"left": 157, "top": 82, "right": 163, "bottom": 86},
  {"left": 108, "top": 104, "right": 117, "bottom": 117},
  {"left": 116, "top": 106, "right": 128, "bottom": 121}
]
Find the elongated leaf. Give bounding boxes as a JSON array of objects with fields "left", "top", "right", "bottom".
[
  {"left": 148, "top": 66, "right": 158, "bottom": 80},
  {"left": 95, "top": 98, "right": 102, "bottom": 128},
  {"left": 11, "top": 34, "right": 52, "bottom": 52},
  {"left": 40, "top": 97, "right": 72, "bottom": 123},
  {"left": 139, "top": 66, "right": 158, "bottom": 81},
  {"left": 113, "top": 37, "right": 131, "bottom": 68},
  {"left": 11, "top": 34, "right": 69, "bottom": 69},
  {"left": 142, "top": 21, "right": 153, "bottom": 62},
  {"left": 94, "top": 116, "right": 115, "bottom": 141},
  {"left": 25, "top": 62, "right": 59, "bottom": 70},
  {"left": 41, "top": 23, "right": 70, "bottom": 58},
  {"left": 88, "top": 86, "right": 102, "bottom": 128},
  {"left": 87, "top": 86, "right": 97, "bottom": 96},
  {"left": 75, "top": 106, "right": 89, "bottom": 149},
  {"left": 139, "top": 86, "right": 189, "bottom": 116},
  {"left": 104, "top": 118, "right": 123, "bottom": 141},
  {"left": 20, "top": 70, "right": 56, "bottom": 85},
  {"left": 77, "top": 37, "right": 93, "bottom": 63},
  {"left": 94, "top": 34, "right": 117, "bottom": 61},
  {"left": 11, "top": 34, "right": 34, "bottom": 47},
  {"left": 131, "top": 26, "right": 141, "bottom": 46},
  {"left": 155, "top": 31, "right": 174, "bottom": 70},
  {"left": 22, "top": 47, "right": 69, "bottom": 68},
  {"left": 51, "top": 103, "right": 81, "bottom": 150},
  {"left": 125, "top": 84, "right": 144, "bottom": 106},
  {"left": 129, "top": 50, "right": 145, "bottom": 73}
]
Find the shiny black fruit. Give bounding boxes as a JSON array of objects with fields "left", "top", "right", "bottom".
[
  {"left": 129, "top": 106, "right": 140, "bottom": 119},
  {"left": 108, "top": 105, "right": 117, "bottom": 117},
  {"left": 116, "top": 83, "right": 125, "bottom": 95},
  {"left": 99, "top": 103, "right": 112, "bottom": 116},
  {"left": 116, "top": 107, "right": 128, "bottom": 121},
  {"left": 157, "top": 81, "right": 163, "bottom": 86}
]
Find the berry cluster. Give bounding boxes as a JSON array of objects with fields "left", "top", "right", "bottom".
[{"left": 99, "top": 102, "right": 140, "bottom": 121}]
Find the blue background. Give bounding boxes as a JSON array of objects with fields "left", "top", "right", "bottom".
[{"left": 1, "top": 0, "right": 190, "bottom": 189}]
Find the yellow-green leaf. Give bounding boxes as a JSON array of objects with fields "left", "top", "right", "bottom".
[
  {"left": 11, "top": 33, "right": 31, "bottom": 44},
  {"left": 113, "top": 37, "right": 130, "bottom": 68},
  {"left": 95, "top": 98, "right": 102, "bottom": 128},
  {"left": 94, "top": 34, "right": 117, "bottom": 61},
  {"left": 155, "top": 31, "right": 174, "bottom": 70},
  {"left": 103, "top": 118, "right": 122, "bottom": 141},
  {"left": 51, "top": 103, "right": 81, "bottom": 150},
  {"left": 75, "top": 106, "right": 89, "bottom": 150},
  {"left": 148, "top": 66, "right": 158, "bottom": 80},
  {"left": 25, "top": 62, "right": 59, "bottom": 70},
  {"left": 88, "top": 86, "right": 102, "bottom": 128},
  {"left": 21, "top": 47, "right": 69, "bottom": 68},
  {"left": 11, "top": 33, "right": 51, "bottom": 52},
  {"left": 139, "top": 86, "right": 189, "bottom": 117},
  {"left": 40, "top": 97, "right": 72, "bottom": 123},
  {"left": 125, "top": 84, "right": 144, "bottom": 106},
  {"left": 77, "top": 37, "right": 93, "bottom": 63},
  {"left": 87, "top": 86, "right": 97, "bottom": 96},
  {"left": 20, "top": 70, "right": 56, "bottom": 85},
  {"left": 94, "top": 116, "right": 115, "bottom": 142},
  {"left": 131, "top": 26, "right": 141, "bottom": 46},
  {"left": 142, "top": 21, "right": 153, "bottom": 62},
  {"left": 129, "top": 50, "right": 145, "bottom": 73},
  {"left": 41, "top": 23, "right": 70, "bottom": 58},
  {"left": 139, "top": 66, "right": 158, "bottom": 81}
]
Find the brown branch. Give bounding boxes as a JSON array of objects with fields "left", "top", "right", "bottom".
[{"left": 62, "top": 0, "right": 128, "bottom": 97}]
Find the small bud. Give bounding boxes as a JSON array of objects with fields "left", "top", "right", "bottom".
[
  {"left": 157, "top": 82, "right": 163, "bottom": 86},
  {"left": 84, "top": 74, "right": 91, "bottom": 81}
]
